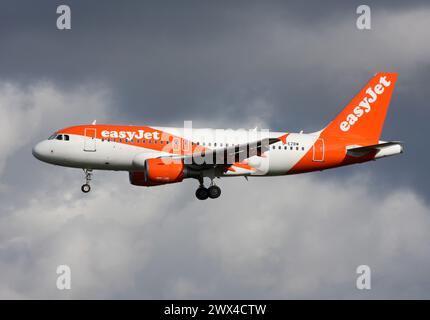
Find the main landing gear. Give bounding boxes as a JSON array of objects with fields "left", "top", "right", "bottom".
[
  {"left": 81, "top": 169, "right": 92, "bottom": 193},
  {"left": 195, "top": 178, "right": 221, "bottom": 200}
]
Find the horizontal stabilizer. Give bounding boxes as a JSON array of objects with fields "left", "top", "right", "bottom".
[{"left": 347, "top": 141, "right": 404, "bottom": 157}]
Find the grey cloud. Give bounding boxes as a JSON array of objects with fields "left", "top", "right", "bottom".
[
  {"left": 0, "top": 80, "right": 112, "bottom": 209},
  {"left": 1, "top": 172, "right": 429, "bottom": 299},
  {"left": 1, "top": 1, "right": 429, "bottom": 124}
]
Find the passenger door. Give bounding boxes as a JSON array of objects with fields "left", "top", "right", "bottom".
[{"left": 84, "top": 128, "right": 97, "bottom": 152}]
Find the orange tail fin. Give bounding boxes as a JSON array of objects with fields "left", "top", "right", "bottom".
[{"left": 321, "top": 72, "right": 398, "bottom": 145}]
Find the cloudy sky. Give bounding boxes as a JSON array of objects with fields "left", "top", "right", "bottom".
[{"left": 0, "top": 0, "right": 429, "bottom": 299}]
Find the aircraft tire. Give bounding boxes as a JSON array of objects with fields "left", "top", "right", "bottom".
[
  {"left": 195, "top": 187, "right": 209, "bottom": 200},
  {"left": 81, "top": 184, "right": 91, "bottom": 193},
  {"left": 208, "top": 185, "right": 221, "bottom": 199}
]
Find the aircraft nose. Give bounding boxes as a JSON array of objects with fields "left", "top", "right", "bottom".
[{"left": 32, "top": 141, "right": 50, "bottom": 161}]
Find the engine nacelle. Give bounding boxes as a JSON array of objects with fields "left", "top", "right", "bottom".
[{"left": 129, "top": 158, "right": 185, "bottom": 186}]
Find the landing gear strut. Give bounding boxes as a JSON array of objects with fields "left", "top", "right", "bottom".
[
  {"left": 195, "top": 177, "right": 221, "bottom": 200},
  {"left": 81, "top": 169, "right": 92, "bottom": 193}
]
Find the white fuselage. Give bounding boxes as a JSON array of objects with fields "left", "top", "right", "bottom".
[{"left": 33, "top": 126, "right": 319, "bottom": 177}]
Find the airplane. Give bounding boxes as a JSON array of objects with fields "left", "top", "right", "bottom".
[{"left": 32, "top": 72, "right": 403, "bottom": 200}]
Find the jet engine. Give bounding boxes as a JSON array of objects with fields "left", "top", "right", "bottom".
[{"left": 129, "top": 158, "right": 185, "bottom": 186}]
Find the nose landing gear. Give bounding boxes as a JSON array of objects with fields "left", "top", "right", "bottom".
[
  {"left": 81, "top": 169, "right": 93, "bottom": 193},
  {"left": 195, "top": 178, "right": 221, "bottom": 200}
]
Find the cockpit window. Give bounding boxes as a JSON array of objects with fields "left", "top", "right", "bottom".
[{"left": 48, "top": 133, "right": 70, "bottom": 141}]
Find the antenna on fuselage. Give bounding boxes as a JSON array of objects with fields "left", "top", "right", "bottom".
[{"left": 92, "top": 120, "right": 97, "bottom": 125}]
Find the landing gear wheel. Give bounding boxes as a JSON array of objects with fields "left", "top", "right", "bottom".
[
  {"left": 195, "top": 187, "right": 209, "bottom": 200},
  {"left": 81, "top": 169, "right": 93, "bottom": 193},
  {"left": 208, "top": 185, "right": 221, "bottom": 199},
  {"left": 81, "top": 184, "right": 91, "bottom": 193}
]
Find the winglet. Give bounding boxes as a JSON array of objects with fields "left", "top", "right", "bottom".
[{"left": 278, "top": 133, "right": 289, "bottom": 144}]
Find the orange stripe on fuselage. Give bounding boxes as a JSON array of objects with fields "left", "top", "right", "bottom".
[
  {"left": 288, "top": 136, "right": 377, "bottom": 174},
  {"left": 59, "top": 124, "right": 207, "bottom": 155}
]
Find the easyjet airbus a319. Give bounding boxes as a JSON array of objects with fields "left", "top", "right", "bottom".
[{"left": 33, "top": 72, "right": 403, "bottom": 200}]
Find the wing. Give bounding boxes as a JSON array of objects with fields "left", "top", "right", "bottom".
[{"left": 162, "top": 137, "right": 280, "bottom": 171}]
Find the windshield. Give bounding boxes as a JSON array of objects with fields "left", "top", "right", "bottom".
[{"left": 48, "top": 132, "right": 57, "bottom": 140}]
